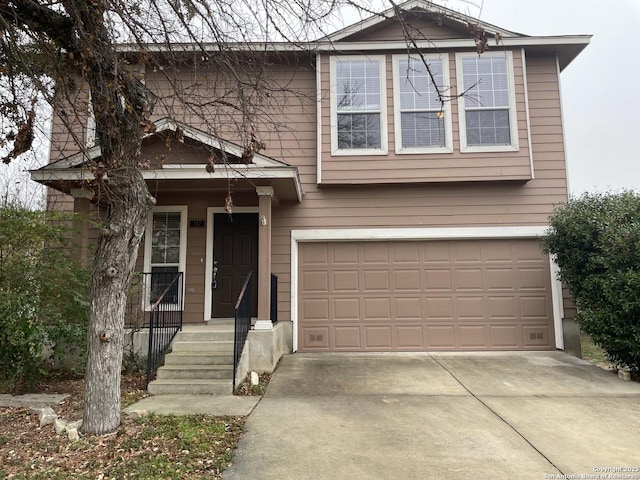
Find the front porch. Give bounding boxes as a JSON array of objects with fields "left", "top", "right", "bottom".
[{"left": 126, "top": 269, "right": 290, "bottom": 394}]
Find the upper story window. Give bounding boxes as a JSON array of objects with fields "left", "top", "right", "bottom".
[
  {"left": 456, "top": 51, "right": 519, "bottom": 153},
  {"left": 392, "top": 54, "right": 452, "bottom": 154},
  {"left": 330, "top": 56, "right": 387, "bottom": 155}
]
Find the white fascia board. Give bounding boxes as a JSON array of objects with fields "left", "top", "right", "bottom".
[
  {"left": 33, "top": 165, "right": 297, "bottom": 181},
  {"left": 32, "top": 166, "right": 303, "bottom": 202},
  {"left": 116, "top": 35, "right": 591, "bottom": 55},
  {"left": 315, "top": 35, "right": 591, "bottom": 53},
  {"left": 291, "top": 226, "right": 548, "bottom": 242},
  {"left": 141, "top": 165, "right": 298, "bottom": 181}
]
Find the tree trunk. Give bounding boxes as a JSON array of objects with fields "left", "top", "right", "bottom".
[{"left": 82, "top": 170, "right": 152, "bottom": 434}]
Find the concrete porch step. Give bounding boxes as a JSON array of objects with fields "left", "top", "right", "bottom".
[
  {"left": 147, "top": 379, "right": 232, "bottom": 396},
  {"left": 171, "top": 340, "right": 234, "bottom": 353},
  {"left": 156, "top": 364, "right": 233, "bottom": 380},
  {"left": 164, "top": 352, "right": 234, "bottom": 366},
  {"left": 176, "top": 329, "right": 235, "bottom": 342}
]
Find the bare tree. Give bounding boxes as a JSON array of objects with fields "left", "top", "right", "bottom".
[{"left": 0, "top": 0, "right": 486, "bottom": 434}]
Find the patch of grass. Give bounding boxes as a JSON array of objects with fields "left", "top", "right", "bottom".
[{"left": 580, "top": 331, "right": 615, "bottom": 369}]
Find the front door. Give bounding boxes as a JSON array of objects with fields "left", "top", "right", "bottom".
[{"left": 212, "top": 212, "right": 258, "bottom": 318}]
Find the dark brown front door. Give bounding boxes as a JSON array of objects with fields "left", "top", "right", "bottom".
[{"left": 212, "top": 213, "right": 258, "bottom": 318}]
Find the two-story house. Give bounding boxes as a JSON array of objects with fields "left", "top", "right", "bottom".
[{"left": 31, "top": 1, "right": 590, "bottom": 388}]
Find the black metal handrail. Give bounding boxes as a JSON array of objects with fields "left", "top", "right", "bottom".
[
  {"left": 270, "top": 273, "right": 278, "bottom": 324},
  {"left": 144, "top": 271, "right": 184, "bottom": 388},
  {"left": 233, "top": 271, "right": 253, "bottom": 391}
]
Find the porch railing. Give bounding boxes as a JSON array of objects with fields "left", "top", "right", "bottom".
[
  {"left": 270, "top": 273, "right": 278, "bottom": 324},
  {"left": 233, "top": 271, "right": 254, "bottom": 391},
  {"left": 144, "top": 271, "right": 184, "bottom": 388}
]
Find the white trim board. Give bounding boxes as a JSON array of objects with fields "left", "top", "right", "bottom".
[{"left": 290, "top": 225, "right": 562, "bottom": 352}]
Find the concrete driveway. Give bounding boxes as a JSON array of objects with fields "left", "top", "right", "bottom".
[{"left": 223, "top": 352, "right": 640, "bottom": 479}]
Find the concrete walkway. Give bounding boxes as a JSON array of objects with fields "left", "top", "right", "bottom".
[
  {"left": 223, "top": 352, "right": 640, "bottom": 479},
  {"left": 123, "top": 394, "right": 260, "bottom": 416},
  {"left": 0, "top": 394, "right": 69, "bottom": 408}
]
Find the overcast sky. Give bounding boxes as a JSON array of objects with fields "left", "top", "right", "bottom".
[{"left": 440, "top": 0, "right": 639, "bottom": 195}]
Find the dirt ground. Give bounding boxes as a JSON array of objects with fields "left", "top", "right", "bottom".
[{"left": 0, "top": 373, "right": 245, "bottom": 479}]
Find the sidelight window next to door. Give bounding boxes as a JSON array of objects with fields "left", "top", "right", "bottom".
[{"left": 144, "top": 207, "right": 187, "bottom": 306}]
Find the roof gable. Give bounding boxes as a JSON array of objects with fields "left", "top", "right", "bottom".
[
  {"left": 325, "top": 0, "right": 524, "bottom": 44},
  {"left": 40, "top": 117, "right": 291, "bottom": 171}
]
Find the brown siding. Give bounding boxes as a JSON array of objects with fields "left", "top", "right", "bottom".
[
  {"left": 341, "top": 14, "right": 471, "bottom": 42},
  {"left": 48, "top": 49, "right": 568, "bottom": 326}
]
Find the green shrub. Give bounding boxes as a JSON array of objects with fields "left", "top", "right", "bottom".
[
  {"left": 0, "top": 205, "right": 90, "bottom": 388},
  {"left": 541, "top": 191, "right": 640, "bottom": 371}
]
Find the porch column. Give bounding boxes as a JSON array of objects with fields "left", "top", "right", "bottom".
[
  {"left": 70, "top": 188, "right": 94, "bottom": 267},
  {"left": 254, "top": 186, "right": 274, "bottom": 330}
]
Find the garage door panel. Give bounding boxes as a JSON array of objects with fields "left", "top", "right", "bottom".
[
  {"left": 393, "top": 242, "right": 421, "bottom": 263},
  {"left": 487, "top": 296, "right": 518, "bottom": 319},
  {"left": 333, "top": 270, "right": 359, "bottom": 291},
  {"left": 456, "top": 296, "right": 486, "bottom": 319},
  {"left": 453, "top": 242, "right": 483, "bottom": 263},
  {"left": 363, "top": 243, "right": 389, "bottom": 263},
  {"left": 364, "top": 326, "right": 393, "bottom": 349},
  {"left": 486, "top": 268, "right": 516, "bottom": 290},
  {"left": 490, "top": 325, "right": 519, "bottom": 348},
  {"left": 301, "top": 327, "right": 330, "bottom": 350},
  {"left": 302, "top": 271, "right": 329, "bottom": 292},
  {"left": 519, "top": 268, "right": 549, "bottom": 290},
  {"left": 333, "top": 326, "right": 361, "bottom": 349},
  {"left": 395, "top": 297, "right": 422, "bottom": 319},
  {"left": 422, "top": 242, "right": 451, "bottom": 263},
  {"left": 397, "top": 326, "right": 424, "bottom": 348},
  {"left": 523, "top": 325, "right": 551, "bottom": 348},
  {"left": 333, "top": 243, "right": 358, "bottom": 264},
  {"left": 299, "top": 239, "right": 554, "bottom": 352},
  {"left": 301, "top": 298, "right": 329, "bottom": 321},
  {"left": 427, "top": 325, "right": 456, "bottom": 348},
  {"left": 302, "top": 243, "right": 329, "bottom": 264},
  {"left": 484, "top": 241, "right": 515, "bottom": 262},
  {"left": 425, "top": 269, "right": 452, "bottom": 290},
  {"left": 458, "top": 325, "right": 488, "bottom": 348},
  {"left": 394, "top": 269, "right": 421, "bottom": 291},
  {"left": 426, "top": 297, "right": 454, "bottom": 319},
  {"left": 363, "top": 270, "right": 390, "bottom": 291},
  {"left": 455, "top": 269, "right": 484, "bottom": 290},
  {"left": 364, "top": 297, "right": 391, "bottom": 319},
  {"left": 520, "top": 296, "right": 551, "bottom": 319},
  {"left": 333, "top": 298, "right": 360, "bottom": 320}
]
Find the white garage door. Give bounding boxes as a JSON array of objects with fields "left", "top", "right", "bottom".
[{"left": 298, "top": 239, "right": 554, "bottom": 351}]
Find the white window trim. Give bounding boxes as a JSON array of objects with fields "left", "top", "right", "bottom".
[
  {"left": 86, "top": 93, "right": 96, "bottom": 148},
  {"left": 392, "top": 53, "right": 453, "bottom": 154},
  {"left": 456, "top": 51, "right": 519, "bottom": 153},
  {"left": 330, "top": 55, "right": 388, "bottom": 156},
  {"left": 143, "top": 206, "right": 188, "bottom": 310},
  {"left": 290, "top": 226, "right": 563, "bottom": 352}
]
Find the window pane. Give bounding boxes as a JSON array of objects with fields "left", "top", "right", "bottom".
[
  {"left": 338, "top": 113, "right": 381, "bottom": 149},
  {"left": 150, "top": 266, "right": 179, "bottom": 305},
  {"left": 151, "top": 211, "right": 181, "bottom": 264},
  {"left": 466, "top": 110, "right": 511, "bottom": 146},
  {"left": 462, "top": 56, "right": 509, "bottom": 108},
  {"left": 336, "top": 59, "right": 380, "bottom": 113},
  {"left": 397, "top": 58, "right": 443, "bottom": 110},
  {"left": 401, "top": 112, "right": 445, "bottom": 148}
]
